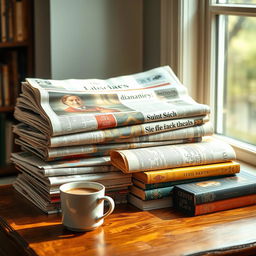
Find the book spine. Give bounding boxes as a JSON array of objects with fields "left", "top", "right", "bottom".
[
  {"left": 2, "top": 64, "right": 10, "bottom": 106},
  {"left": 194, "top": 194, "right": 256, "bottom": 215},
  {"left": 143, "top": 182, "right": 177, "bottom": 190},
  {"left": 0, "top": 114, "right": 6, "bottom": 167},
  {"left": 15, "top": 0, "right": 24, "bottom": 41},
  {"left": 144, "top": 186, "right": 174, "bottom": 200},
  {"left": 174, "top": 197, "right": 195, "bottom": 216},
  {"left": 1, "top": 0, "right": 7, "bottom": 42},
  {"left": 145, "top": 163, "right": 240, "bottom": 184}
]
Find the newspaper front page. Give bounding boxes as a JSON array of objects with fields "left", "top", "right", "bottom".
[
  {"left": 110, "top": 138, "right": 237, "bottom": 173},
  {"left": 14, "top": 66, "right": 210, "bottom": 137}
]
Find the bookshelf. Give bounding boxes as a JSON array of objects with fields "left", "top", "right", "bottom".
[{"left": 0, "top": 0, "right": 34, "bottom": 176}]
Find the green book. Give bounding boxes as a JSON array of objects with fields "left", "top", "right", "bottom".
[{"left": 130, "top": 185, "right": 174, "bottom": 200}]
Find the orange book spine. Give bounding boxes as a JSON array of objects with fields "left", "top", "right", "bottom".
[
  {"left": 133, "top": 161, "right": 240, "bottom": 184},
  {"left": 195, "top": 193, "right": 256, "bottom": 215}
]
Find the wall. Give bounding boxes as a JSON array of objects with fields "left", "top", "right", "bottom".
[
  {"left": 34, "top": 0, "right": 143, "bottom": 80},
  {"left": 34, "top": 0, "right": 51, "bottom": 78},
  {"left": 143, "top": 0, "right": 161, "bottom": 70}
]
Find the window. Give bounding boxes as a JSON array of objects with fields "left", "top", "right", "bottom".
[
  {"left": 161, "top": 0, "right": 256, "bottom": 165},
  {"left": 206, "top": 0, "right": 256, "bottom": 165}
]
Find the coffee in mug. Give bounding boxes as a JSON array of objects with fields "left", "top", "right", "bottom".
[
  {"left": 66, "top": 187, "right": 99, "bottom": 194},
  {"left": 60, "top": 182, "right": 115, "bottom": 232}
]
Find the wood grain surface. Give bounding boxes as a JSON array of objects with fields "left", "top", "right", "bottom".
[{"left": 1, "top": 185, "right": 256, "bottom": 256}]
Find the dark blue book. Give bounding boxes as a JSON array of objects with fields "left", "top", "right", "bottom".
[{"left": 174, "top": 170, "right": 256, "bottom": 213}]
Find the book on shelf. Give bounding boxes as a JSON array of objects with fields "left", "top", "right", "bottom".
[
  {"left": 0, "top": 0, "right": 28, "bottom": 43},
  {"left": 1, "top": 63, "right": 11, "bottom": 106},
  {"left": 130, "top": 185, "right": 174, "bottom": 200},
  {"left": 174, "top": 170, "right": 256, "bottom": 215},
  {"left": 0, "top": 50, "right": 22, "bottom": 107},
  {"left": 128, "top": 194, "right": 173, "bottom": 211},
  {"left": 131, "top": 161, "right": 240, "bottom": 184},
  {"left": 5, "top": 118, "right": 14, "bottom": 165},
  {"left": 15, "top": 0, "right": 28, "bottom": 42},
  {"left": 5, "top": 50, "right": 19, "bottom": 105},
  {"left": 0, "top": 114, "right": 6, "bottom": 167},
  {"left": 1, "top": 0, "right": 7, "bottom": 43}
]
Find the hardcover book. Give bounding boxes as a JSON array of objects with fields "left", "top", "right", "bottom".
[
  {"left": 130, "top": 185, "right": 174, "bottom": 200},
  {"left": 191, "top": 193, "right": 256, "bottom": 216},
  {"left": 128, "top": 194, "right": 173, "bottom": 211},
  {"left": 132, "top": 161, "right": 240, "bottom": 184},
  {"left": 174, "top": 170, "right": 256, "bottom": 215},
  {"left": 132, "top": 174, "right": 237, "bottom": 190}
]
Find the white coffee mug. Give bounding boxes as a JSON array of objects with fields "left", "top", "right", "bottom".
[{"left": 60, "top": 181, "right": 115, "bottom": 232}]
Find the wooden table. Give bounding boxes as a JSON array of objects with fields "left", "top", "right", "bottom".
[{"left": 1, "top": 185, "right": 256, "bottom": 256}]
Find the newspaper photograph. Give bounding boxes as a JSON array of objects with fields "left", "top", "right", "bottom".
[
  {"left": 14, "top": 66, "right": 210, "bottom": 137},
  {"left": 110, "top": 138, "right": 237, "bottom": 173}
]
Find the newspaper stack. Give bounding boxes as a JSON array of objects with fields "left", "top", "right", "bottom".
[
  {"left": 11, "top": 152, "right": 131, "bottom": 214},
  {"left": 11, "top": 65, "right": 212, "bottom": 213}
]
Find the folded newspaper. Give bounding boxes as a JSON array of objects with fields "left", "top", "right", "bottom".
[
  {"left": 13, "top": 115, "right": 210, "bottom": 148},
  {"left": 14, "top": 66, "right": 210, "bottom": 138},
  {"left": 11, "top": 152, "right": 117, "bottom": 177},
  {"left": 15, "top": 136, "right": 202, "bottom": 161},
  {"left": 110, "top": 138, "right": 237, "bottom": 173}
]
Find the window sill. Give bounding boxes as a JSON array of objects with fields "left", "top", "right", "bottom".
[{"left": 213, "top": 134, "right": 256, "bottom": 167}]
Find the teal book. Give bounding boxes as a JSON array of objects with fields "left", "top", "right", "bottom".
[{"left": 130, "top": 185, "right": 174, "bottom": 200}]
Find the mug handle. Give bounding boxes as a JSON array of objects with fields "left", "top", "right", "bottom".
[{"left": 96, "top": 196, "right": 115, "bottom": 221}]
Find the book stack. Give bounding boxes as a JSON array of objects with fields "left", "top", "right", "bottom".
[
  {"left": 110, "top": 138, "right": 239, "bottom": 211},
  {"left": 173, "top": 170, "right": 256, "bottom": 216},
  {"left": 11, "top": 66, "right": 213, "bottom": 214}
]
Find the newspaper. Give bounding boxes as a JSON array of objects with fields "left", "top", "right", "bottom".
[
  {"left": 110, "top": 138, "right": 237, "bottom": 173},
  {"left": 15, "top": 137, "right": 202, "bottom": 161},
  {"left": 11, "top": 153, "right": 118, "bottom": 177},
  {"left": 13, "top": 178, "right": 61, "bottom": 214},
  {"left": 11, "top": 151, "right": 111, "bottom": 168},
  {"left": 13, "top": 121, "right": 213, "bottom": 147},
  {"left": 15, "top": 164, "right": 132, "bottom": 187},
  {"left": 14, "top": 115, "right": 208, "bottom": 148},
  {"left": 111, "top": 122, "right": 213, "bottom": 143},
  {"left": 14, "top": 66, "right": 210, "bottom": 137},
  {"left": 13, "top": 174, "right": 130, "bottom": 214}
]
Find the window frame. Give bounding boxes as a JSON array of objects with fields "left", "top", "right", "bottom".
[{"left": 160, "top": 0, "right": 256, "bottom": 166}]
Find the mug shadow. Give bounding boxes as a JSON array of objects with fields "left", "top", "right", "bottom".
[{"left": 17, "top": 223, "right": 104, "bottom": 243}]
